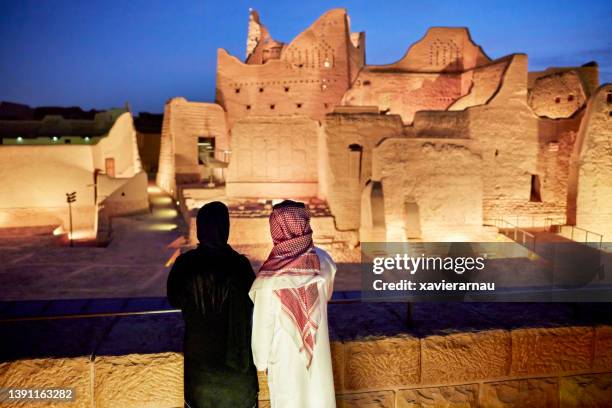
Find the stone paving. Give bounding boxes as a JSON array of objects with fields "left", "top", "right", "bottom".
[{"left": 0, "top": 188, "right": 185, "bottom": 301}]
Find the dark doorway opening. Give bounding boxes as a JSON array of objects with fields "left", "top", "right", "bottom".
[{"left": 530, "top": 174, "right": 542, "bottom": 202}]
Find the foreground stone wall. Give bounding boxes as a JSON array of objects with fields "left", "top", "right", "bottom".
[{"left": 2, "top": 326, "right": 610, "bottom": 407}]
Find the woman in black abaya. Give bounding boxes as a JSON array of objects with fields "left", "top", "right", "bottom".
[{"left": 167, "top": 201, "right": 258, "bottom": 408}]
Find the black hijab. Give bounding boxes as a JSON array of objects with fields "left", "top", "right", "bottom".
[{"left": 197, "top": 201, "right": 230, "bottom": 249}]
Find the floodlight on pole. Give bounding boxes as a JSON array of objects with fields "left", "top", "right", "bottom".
[{"left": 65, "top": 191, "right": 77, "bottom": 247}]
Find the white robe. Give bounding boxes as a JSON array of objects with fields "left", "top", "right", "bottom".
[{"left": 250, "top": 247, "right": 337, "bottom": 408}]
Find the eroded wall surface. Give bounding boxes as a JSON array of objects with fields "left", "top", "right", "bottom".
[
  {"left": 226, "top": 115, "right": 320, "bottom": 198},
  {"left": 341, "top": 28, "right": 495, "bottom": 124},
  {"left": 323, "top": 112, "right": 404, "bottom": 230},
  {"left": 372, "top": 138, "right": 484, "bottom": 241},
  {"left": 216, "top": 9, "right": 363, "bottom": 126},
  {"left": 156, "top": 98, "right": 228, "bottom": 194},
  {"left": 529, "top": 70, "right": 588, "bottom": 119},
  {"left": 568, "top": 85, "right": 612, "bottom": 238}
]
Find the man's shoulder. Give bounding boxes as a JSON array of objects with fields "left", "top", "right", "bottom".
[{"left": 314, "top": 247, "right": 335, "bottom": 267}]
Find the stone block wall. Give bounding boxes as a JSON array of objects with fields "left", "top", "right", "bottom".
[
  {"left": 259, "top": 325, "right": 612, "bottom": 408},
  {"left": 2, "top": 325, "right": 610, "bottom": 407}
]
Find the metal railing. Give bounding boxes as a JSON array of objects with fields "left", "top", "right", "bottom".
[
  {"left": 558, "top": 225, "right": 604, "bottom": 249},
  {"left": 544, "top": 217, "right": 604, "bottom": 250},
  {"left": 487, "top": 218, "right": 537, "bottom": 251},
  {"left": 0, "top": 297, "right": 362, "bottom": 323}
]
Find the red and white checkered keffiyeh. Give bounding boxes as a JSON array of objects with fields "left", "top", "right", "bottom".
[{"left": 257, "top": 204, "right": 321, "bottom": 369}]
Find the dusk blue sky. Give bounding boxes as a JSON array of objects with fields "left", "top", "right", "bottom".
[{"left": 1, "top": 0, "right": 610, "bottom": 113}]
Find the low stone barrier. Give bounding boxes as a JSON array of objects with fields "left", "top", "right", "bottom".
[{"left": 1, "top": 325, "right": 611, "bottom": 407}]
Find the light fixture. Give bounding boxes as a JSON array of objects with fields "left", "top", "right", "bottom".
[
  {"left": 84, "top": 137, "right": 90, "bottom": 142},
  {"left": 17, "top": 137, "right": 23, "bottom": 142},
  {"left": 52, "top": 136, "right": 59, "bottom": 142}
]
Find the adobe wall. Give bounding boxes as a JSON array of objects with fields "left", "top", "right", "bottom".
[
  {"left": 92, "top": 112, "right": 142, "bottom": 178},
  {"left": 0, "top": 145, "right": 97, "bottom": 231},
  {"left": 466, "top": 54, "right": 567, "bottom": 225},
  {"left": 341, "top": 28, "right": 495, "bottom": 125},
  {"left": 372, "top": 138, "right": 484, "bottom": 241},
  {"left": 342, "top": 71, "right": 466, "bottom": 124},
  {"left": 156, "top": 107, "right": 175, "bottom": 194},
  {"left": 529, "top": 64, "right": 599, "bottom": 96},
  {"left": 226, "top": 115, "right": 320, "bottom": 198},
  {"left": 448, "top": 57, "right": 510, "bottom": 111},
  {"left": 323, "top": 112, "right": 404, "bottom": 231},
  {"left": 216, "top": 9, "right": 362, "bottom": 126},
  {"left": 0, "top": 112, "right": 146, "bottom": 234},
  {"left": 528, "top": 70, "right": 588, "bottom": 119},
  {"left": 568, "top": 84, "right": 612, "bottom": 239},
  {"left": 380, "top": 27, "right": 490, "bottom": 73},
  {"left": 155, "top": 98, "right": 229, "bottom": 194},
  {"left": 136, "top": 132, "right": 161, "bottom": 174},
  {"left": 97, "top": 171, "right": 149, "bottom": 217}
]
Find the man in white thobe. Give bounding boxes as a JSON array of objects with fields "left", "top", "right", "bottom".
[{"left": 250, "top": 201, "right": 337, "bottom": 408}]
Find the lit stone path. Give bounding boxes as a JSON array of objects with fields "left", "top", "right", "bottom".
[{"left": 0, "top": 185, "right": 185, "bottom": 301}]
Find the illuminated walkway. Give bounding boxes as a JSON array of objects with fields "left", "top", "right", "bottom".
[{"left": 0, "top": 185, "right": 185, "bottom": 301}]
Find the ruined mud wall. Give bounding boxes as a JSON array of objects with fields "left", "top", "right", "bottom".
[
  {"left": 341, "top": 27, "right": 494, "bottom": 124},
  {"left": 156, "top": 98, "right": 228, "bottom": 193},
  {"left": 226, "top": 116, "right": 320, "bottom": 198},
  {"left": 323, "top": 113, "right": 404, "bottom": 230},
  {"left": 568, "top": 84, "right": 612, "bottom": 239},
  {"left": 372, "top": 138, "right": 484, "bottom": 241},
  {"left": 217, "top": 9, "right": 362, "bottom": 126}
]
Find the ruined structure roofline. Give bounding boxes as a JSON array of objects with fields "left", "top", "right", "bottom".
[
  {"left": 164, "top": 96, "right": 222, "bottom": 108},
  {"left": 226, "top": 8, "right": 351, "bottom": 63},
  {"left": 365, "top": 26, "right": 491, "bottom": 72},
  {"left": 363, "top": 52, "right": 517, "bottom": 75},
  {"left": 217, "top": 47, "right": 288, "bottom": 69}
]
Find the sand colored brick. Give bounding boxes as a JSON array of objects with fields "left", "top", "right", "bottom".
[
  {"left": 421, "top": 330, "right": 510, "bottom": 385},
  {"left": 479, "top": 378, "right": 559, "bottom": 408},
  {"left": 529, "top": 70, "right": 587, "bottom": 119},
  {"left": 397, "top": 383, "right": 478, "bottom": 408},
  {"left": 559, "top": 373, "right": 612, "bottom": 408},
  {"left": 217, "top": 9, "right": 362, "bottom": 126},
  {"left": 510, "top": 327, "right": 594, "bottom": 376},
  {"left": 93, "top": 352, "right": 182, "bottom": 408},
  {"left": 337, "top": 391, "right": 395, "bottom": 408},
  {"left": 331, "top": 340, "right": 346, "bottom": 392},
  {"left": 257, "top": 370, "right": 270, "bottom": 401},
  {"left": 0, "top": 357, "right": 91, "bottom": 408},
  {"left": 344, "top": 337, "right": 420, "bottom": 391},
  {"left": 593, "top": 325, "right": 612, "bottom": 371}
]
